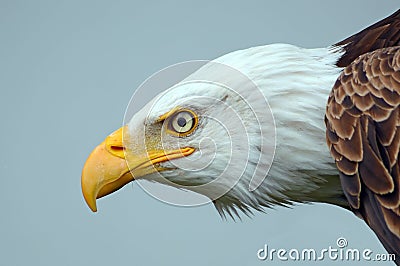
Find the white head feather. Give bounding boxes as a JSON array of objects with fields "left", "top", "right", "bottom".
[{"left": 126, "top": 43, "right": 348, "bottom": 218}]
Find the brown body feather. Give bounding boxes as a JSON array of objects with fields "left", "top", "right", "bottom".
[
  {"left": 325, "top": 9, "right": 400, "bottom": 264},
  {"left": 335, "top": 9, "right": 400, "bottom": 67},
  {"left": 326, "top": 47, "right": 400, "bottom": 263}
]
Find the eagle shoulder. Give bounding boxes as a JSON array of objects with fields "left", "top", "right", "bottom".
[{"left": 325, "top": 46, "right": 400, "bottom": 261}]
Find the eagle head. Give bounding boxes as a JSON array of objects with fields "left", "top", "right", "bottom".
[
  {"left": 82, "top": 44, "right": 345, "bottom": 217},
  {"left": 81, "top": 59, "right": 276, "bottom": 215}
]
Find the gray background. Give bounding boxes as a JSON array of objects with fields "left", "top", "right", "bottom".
[{"left": 1, "top": 1, "right": 399, "bottom": 265}]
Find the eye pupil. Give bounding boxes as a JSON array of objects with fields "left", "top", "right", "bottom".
[{"left": 177, "top": 117, "right": 187, "bottom": 127}]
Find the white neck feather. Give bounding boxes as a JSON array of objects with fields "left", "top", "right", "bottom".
[{"left": 211, "top": 44, "right": 349, "bottom": 216}]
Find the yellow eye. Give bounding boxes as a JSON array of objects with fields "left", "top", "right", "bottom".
[{"left": 166, "top": 109, "right": 198, "bottom": 136}]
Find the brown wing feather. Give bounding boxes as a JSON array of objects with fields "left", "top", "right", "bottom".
[
  {"left": 325, "top": 47, "right": 400, "bottom": 262},
  {"left": 335, "top": 9, "right": 400, "bottom": 67}
]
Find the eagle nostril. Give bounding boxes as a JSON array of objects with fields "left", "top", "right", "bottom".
[{"left": 110, "top": 146, "right": 124, "bottom": 151}]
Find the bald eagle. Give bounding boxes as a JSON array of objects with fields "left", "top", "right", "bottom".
[{"left": 81, "top": 10, "right": 400, "bottom": 263}]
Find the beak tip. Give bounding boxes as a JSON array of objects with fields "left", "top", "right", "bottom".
[{"left": 82, "top": 191, "right": 98, "bottom": 212}]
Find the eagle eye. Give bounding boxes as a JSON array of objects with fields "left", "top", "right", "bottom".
[{"left": 166, "top": 109, "right": 198, "bottom": 136}]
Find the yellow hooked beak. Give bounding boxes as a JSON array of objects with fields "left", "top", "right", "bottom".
[{"left": 81, "top": 126, "right": 195, "bottom": 212}]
